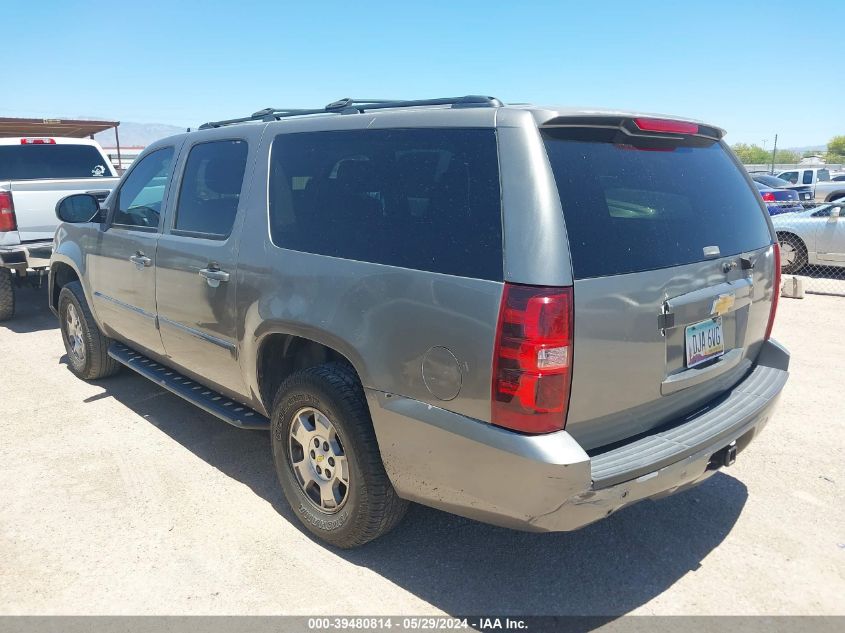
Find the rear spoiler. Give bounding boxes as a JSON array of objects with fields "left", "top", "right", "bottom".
[{"left": 540, "top": 115, "right": 725, "bottom": 141}]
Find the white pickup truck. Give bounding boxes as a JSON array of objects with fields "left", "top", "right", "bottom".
[
  {"left": 775, "top": 166, "right": 845, "bottom": 202},
  {"left": 0, "top": 137, "right": 118, "bottom": 320}
]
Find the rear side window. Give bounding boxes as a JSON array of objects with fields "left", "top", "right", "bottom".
[
  {"left": 0, "top": 144, "right": 113, "bottom": 180},
  {"left": 269, "top": 129, "right": 502, "bottom": 280},
  {"left": 542, "top": 131, "right": 772, "bottom": 279},
  {"left": 174, "top": 140, "right": 248, "bottom": 237},
  {"left": 818, "top": 169, "right": 831, "bottom": 182},
  {"left": 802, "top": 170, "right": 814, "bottom": 184}
]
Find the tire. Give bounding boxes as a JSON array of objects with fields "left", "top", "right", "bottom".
[
  {"left": 778, "top": 234, "right": 808, "bottom": 275},
  {"left": 0, "top": 268, "right": 14, "bottom": 322},
  {"left": 58, "top": 281, "right": 121, "bottom": 380},
  {"left": 270, "top": 362, "right": 408, "bottom": 548}
]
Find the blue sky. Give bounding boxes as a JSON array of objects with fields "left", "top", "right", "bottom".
[{"left": 5, "top": 0, "right": 842, "bottom": 148}]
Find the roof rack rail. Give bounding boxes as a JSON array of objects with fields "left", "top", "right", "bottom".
[{"left": 198, "top": 95, "right": 503, "bottom": 129}]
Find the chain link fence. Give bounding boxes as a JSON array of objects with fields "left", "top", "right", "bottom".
[{"left": 770, "top": 198, "right": 845, "bottom": 296}]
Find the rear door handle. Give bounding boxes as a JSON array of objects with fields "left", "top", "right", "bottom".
[
  {"left": 199, "top": 266, "right": 230, "bottom": 287},
  {"left": 129, "top": 252, "right": 152, "bottom": 268}
]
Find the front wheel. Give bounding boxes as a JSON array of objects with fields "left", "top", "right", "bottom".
[
  {"left": 778, "top": 234, "right": 807, "bottom": 275},
  {"left": 58, "top": 281, "right": 121, "bottom": 380},
  {"left": 270, "top": 363, "right": 408, "bottom": 548}
]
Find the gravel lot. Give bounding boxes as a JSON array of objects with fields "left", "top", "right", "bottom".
[{"left": 0, "top": 286, "right": 842, "bottom": 616}]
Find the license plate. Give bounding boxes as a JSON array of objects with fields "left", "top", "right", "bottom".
[
  {"left": 802, "top": 193, "right": 811, "bottom": 200},
  {"left": 685, "top": 317, "right": 725, "bottom": 368}
]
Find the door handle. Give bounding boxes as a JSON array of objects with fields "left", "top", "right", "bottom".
[
  {"left": 199, "top": 266, "right": 230, "bottom": 287},
  {"left": 129, "top": 252, "right": 152, "bottom": 268}
]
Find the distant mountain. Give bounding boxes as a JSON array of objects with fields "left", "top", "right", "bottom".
[
  {"left": 94, "top": 121, "right": 185, "bottom": 148},
  {"left": 788, "top": 144, "right": 827, "bottom": 153}
]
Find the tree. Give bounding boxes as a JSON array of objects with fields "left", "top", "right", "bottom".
[
  {"left": 827, "top": 136, "right": 845, "bottom": 155},
  {"left": 732, "top": 143, "right": 770, "bottom": 164},
  {"left": 827, "top": 136, "right": 845, "bottom": 164},
  {"left": 774, "top": 149, "right": 800, "bottom": 164}
]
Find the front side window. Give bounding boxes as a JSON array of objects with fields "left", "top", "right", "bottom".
[
  {"left": 174, "top": 140, "right": 248, "bottom": 237},
  {"left": 268, "top": 129, "right": 502, "bottom": 280},
  {"left": 779, "top": 171, "right": 799, "bottom": 184},
  {"left": 113, "top": 147, "right": 175, "bottom": 228}
]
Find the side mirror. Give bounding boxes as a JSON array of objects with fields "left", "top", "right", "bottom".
[
  {"left": 831, "top": 206, "right": 841, "bottom": 219},
  {"left": 55, "top": 194, "right": 102, "bottom": 223}
]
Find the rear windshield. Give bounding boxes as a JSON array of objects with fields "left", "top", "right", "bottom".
[
  {"left": 755, "top": 174, "right": 792, "bottom": 188},
  {"left": 542, "top": 131, "right": 772, "bottom": 279},
  {"left": 0, "top": 144, "right": 113, "bottom": 180}
]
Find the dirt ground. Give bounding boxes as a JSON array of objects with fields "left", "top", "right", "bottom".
[{"left": 0, "top": 286, "right": 842, "bottom": 615}]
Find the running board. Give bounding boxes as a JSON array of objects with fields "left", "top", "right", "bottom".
[{"left": 108, "top": 343, "right": 270, "bottom": 430}]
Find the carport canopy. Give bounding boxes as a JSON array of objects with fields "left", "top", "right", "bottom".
[
  {"left": 0, "top": 117, "right": 125, "bottom": 168},
  {"left": 0, "top": 117, "right": 119, "bottom": 138}
]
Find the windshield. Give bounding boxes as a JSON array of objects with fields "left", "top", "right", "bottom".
[
  {"left": 0, "top": 144, "right": 114, "bottom": 180},
  {"left": 543, "top": 131, "right": 773, "bottom": 279}
]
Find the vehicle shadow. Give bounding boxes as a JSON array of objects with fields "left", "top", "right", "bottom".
[
  {"left": 87, "top": 371, "right": 748, "bottom": 617},
  {"left": 0, "top": 284, "right": 58, "bottom": 334}
]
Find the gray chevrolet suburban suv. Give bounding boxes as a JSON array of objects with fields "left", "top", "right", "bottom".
[{"left": 50, "top": 96, "right": 789, "bottom": 548}]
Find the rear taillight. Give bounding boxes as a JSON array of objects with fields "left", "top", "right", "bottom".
[
  {"left": 20, "top": 138, "right": 55, "bottom": 144},
  {"left": 0, "top": 191, "right": 16, "bottom": 232},
  {"left": 761, "top": 192, "right": 776, "bottom": 202},
  {"left": 765, "top": 243, "right": 781, "bottom": 341},
  {"left": 633, "top": 118, "right": 699, "bottom": 135},
  {"left": 492, "top": 283, "right": 573, "bottom": 434}
]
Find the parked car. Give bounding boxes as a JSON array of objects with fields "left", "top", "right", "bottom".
[
  {"left": 0, "top": 137, "right": 118, "bottom": 321},
  {"left": 49, "top": 97, "right": 789, "bottom": 548},
  {"left": 771, "top": 201, "right": 845, "bottom": 273},
  {"left": 751, "top": 173, "right": 813, "bottom": 202},
  {"left": 752, "top": 180, "right": 804, "bottom": 215}
]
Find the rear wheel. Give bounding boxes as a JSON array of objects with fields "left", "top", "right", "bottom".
[
  {"left": 778, "top": 234, "right": 807, "bottom": 274},
  {"left": 58, "top": 281, "right": 121, "bottom": 380},
  {"left": 0, "top": 268, "right": 14, "bottom": 322},
  {"left": 270, "top": 362, "right": 408, "bottom": 548}
]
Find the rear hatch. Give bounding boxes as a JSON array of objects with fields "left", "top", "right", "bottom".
[
  {"left": 541, "top": 117, "right": 777, "bottom": 450},
  {"left": 782, "top": 184, "right": 813, "bottom": 201}
]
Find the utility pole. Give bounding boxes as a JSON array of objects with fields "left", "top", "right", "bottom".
[{"left": 771, "top": 134, "right": 778, "bottom": 174}]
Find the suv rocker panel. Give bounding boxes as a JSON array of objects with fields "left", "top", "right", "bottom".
[{"left": 108, "top": 342, "right": 270, "bottom": 430}]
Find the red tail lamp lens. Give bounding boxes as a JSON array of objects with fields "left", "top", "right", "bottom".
[
  {"left": 633, "top": 118, "right": 699, "bottom": 135},
  {"left": 492, "top": 284, "right": 574, "bottom": 434}
]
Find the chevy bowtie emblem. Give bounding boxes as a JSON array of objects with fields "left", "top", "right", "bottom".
[
  {"left": 316, "top": 455, "right": 324, "bottom": 463},
  {"left": 711, "top": 293, "right": 735, "bottom": 316}
]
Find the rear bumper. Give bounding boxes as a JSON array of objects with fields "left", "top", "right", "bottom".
[
  {"left": 368, "top": 339, "right": 789, "bottom": 532},
  {"left": 0, "top": 240, "right": 53, "bottom": 270}
]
